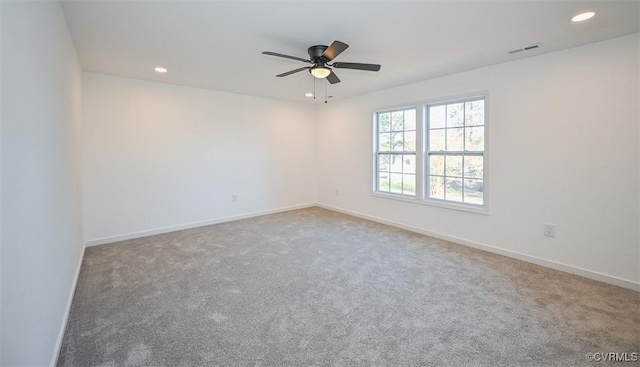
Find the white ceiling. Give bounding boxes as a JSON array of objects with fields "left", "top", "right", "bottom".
[{"left": 60, "top": 1, "right": 639, "bottom": 104}]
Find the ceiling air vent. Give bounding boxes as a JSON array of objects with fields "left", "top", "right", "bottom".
[{"left": 509, "top": 42, "right": 542, "bottom": 54}]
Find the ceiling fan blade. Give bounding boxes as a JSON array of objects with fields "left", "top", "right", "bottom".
[
  {"left": 326, "top": 70, "right": 341, "bottom": 84},
  {"left": 263, "top": 51, "right": 311, "bottom": 63},
  {"left": 276, "top": 67, "right": 310, "bottom": 77},
  {"left": 322, "top": 40, "right": 349, "bottom": 61},
  {"left": 332, "top": 62, "right": 381, "bottom": 71}
]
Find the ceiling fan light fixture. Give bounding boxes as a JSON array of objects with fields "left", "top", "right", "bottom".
[{"left": 310, "top": 66, "right": 331, "bottom": 79}]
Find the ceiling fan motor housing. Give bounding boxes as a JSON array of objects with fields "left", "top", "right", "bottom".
[{"left": 308, "top": 45, "right": 329, "bottom": 64}]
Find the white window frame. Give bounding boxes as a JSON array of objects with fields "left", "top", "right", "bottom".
[
  {"left": 373, "top": 107, "right": 419, "bottom": 197},
  {"left": 372, "top": 92, "right": 489, "bottom": 215}
]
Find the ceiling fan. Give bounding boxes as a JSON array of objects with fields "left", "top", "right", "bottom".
[{"left": 262, "top": 40, "right": 381, "bottom": 84}]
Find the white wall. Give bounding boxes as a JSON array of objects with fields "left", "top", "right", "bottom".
[
  {"left": 83, "top": 73, "right": 316, "bottom": 243},
  {"left": 0, "top": 1, "right": 84, "bottom": 365},
  {"left": 0, "top": 2, "right": 4, "bottom": 363},
  {"left": 316, "top": 34, "right": 640, "bottom": 289}
]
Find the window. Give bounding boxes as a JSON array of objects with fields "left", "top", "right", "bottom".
[
  {"left": 373, "top": 95, "right": 487, "bottom": 212},
  {"left": 375, "top": 108, "right": 417, "bottom": 196},
  {"left": 427, "top": 98, "right": 485, "bottom": 206}
]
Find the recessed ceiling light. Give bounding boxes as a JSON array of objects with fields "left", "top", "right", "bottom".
[
  {"left": 305, "top": 93, "right": 313, "bottom": 97},
  {"left": 154, "top": 67, "right": 168, "bottom": 73},
  {"left": 571, "top": 11, "right": 596, "bottom": 22}
]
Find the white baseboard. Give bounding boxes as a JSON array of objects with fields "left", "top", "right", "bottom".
[
  {"left": 50, "top": 244, "right": 86, "bottom": 366},
  {"left": 316, "top": 203, "right": 640, "bottom": 292},
  {"left": 85, "top": 203, "right": 316, "bottom": 247}
]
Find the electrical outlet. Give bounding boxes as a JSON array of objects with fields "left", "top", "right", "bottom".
[
  {"left": 544, "top": 224, "right": 556, "bottom": 238},
  {"left": 231, "top": 194, "right": 237, "bottom": 202}
]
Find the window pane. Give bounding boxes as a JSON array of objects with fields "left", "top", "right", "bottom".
[
  {"left": 378, "top": 133, "right": 391, "bottom": 151},
  {"left": 391, "top": 132, "right": 404, "bottom": 152},
  {"left": 404, "top": 109, "right": 416, "bottom": 130},
  {"left": 465, "top": 127, "right": 484, "bottom": 151},
  {"left": 447, "top": 128, "right": 464, "bottom": 151},
  {"left": 389, "top": 155, "right": 403, "bottom": 173},
  {"left": 429, "top": 129, "right": 445, "bottom": 151},
  {"left": 403, "top": 154, "right": 416, "bottom": 174},
  {"left": 430, "top": 105, "right": 446, "bottom": 129},
  {"left": 445, "top": 155, "right": 463, "bottom": 177},
  {"left": 465, "top": 100, "right": 484, "bottom": 126},
  {"left": 402, "top": 174, "right": 416, "bottom": 195},
  {"left": 429, "top": 176, "right": 445, "bottom": 200},
  {"left": 379, "top": 112, "right": 391, "bottom": 132},
  {"left": 446, "top": 103, "right": 464, "bottom": 127},
  {"left": 404, "top": 131, "right": 416, "bottom": 151},
  {"left": 464, "top": 179, "right": 483, "bottom": 205},
  {"left": 378, "top": 154, "right": 390, "bottom": 172},
  {"left": 463, "top": 156, "right": 483, "bottom": 179},
  {"left": 378, "top": 173, "right": 389, "bottom": 192},
  {"left": 429, "top": 155, "right": 444, "bottom": 176},
  {"left": 390, "top": 173, "right": 403, "bottom": 194},
  {"left": 445, "top": 178, "right": 463, "bottom": 202},
  {"left": 391, "top": 111, "right": 404, "bottom": 131}
]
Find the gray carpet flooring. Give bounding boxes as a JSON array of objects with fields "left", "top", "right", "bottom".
[{"left": 57, "top": 207, "right": 639, "bottom": 366}]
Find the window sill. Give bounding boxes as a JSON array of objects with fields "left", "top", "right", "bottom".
[{"left": 371, "top": 192, "right": 489, "bottom": 215}]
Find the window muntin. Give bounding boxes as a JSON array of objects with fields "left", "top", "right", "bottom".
[
  {"left": 376, "top": 108, "right": 417, "bottom": 196},
  {"left": 426, "top": 98, "right": 485, "bottom": 206}
]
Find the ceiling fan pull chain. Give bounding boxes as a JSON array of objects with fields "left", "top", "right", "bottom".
[{"left": 325, "top": 81, "right": 328, "bottom": 104}]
